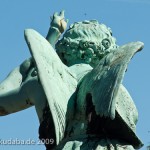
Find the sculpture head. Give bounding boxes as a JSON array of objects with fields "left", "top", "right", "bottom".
[{"left": 56, "top": 20, "right": 118, "bottom": 67}]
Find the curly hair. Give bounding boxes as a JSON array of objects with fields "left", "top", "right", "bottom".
[{"left": 56, "top": 20, "right": 118, "bottom": 67}]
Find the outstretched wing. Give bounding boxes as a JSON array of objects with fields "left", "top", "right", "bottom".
[
  {"left": 24, "top": 29, "right": 77, "bottom": 144},
  {"left": 77, "top": 42, "right": 143, "bottom": 119}
]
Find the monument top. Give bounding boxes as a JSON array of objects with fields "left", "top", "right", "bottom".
[{"left": 0, "top": 11, "right": 143, "bottom": 149}]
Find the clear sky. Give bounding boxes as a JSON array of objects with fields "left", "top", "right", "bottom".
[{"left": 0, "top": 0, "right": 150, "bottom": 149}]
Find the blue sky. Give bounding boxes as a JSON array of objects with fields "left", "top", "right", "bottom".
[{"left": 0, "top": 0, "right": 150, "bottom": 149}]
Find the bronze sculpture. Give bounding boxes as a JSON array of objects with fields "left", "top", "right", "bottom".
[{"left": 0, "top": 11, "right": 143, "bottom": 149}]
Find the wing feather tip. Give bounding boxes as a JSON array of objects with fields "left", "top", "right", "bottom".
[
  {"left": 134, "top": 41, "right": 144, "bottom": 51},
  {"left": 24, "top": 29, "right": 35, "bottom": 36}
]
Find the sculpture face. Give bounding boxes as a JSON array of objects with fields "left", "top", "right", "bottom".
[{"left": 56, "top": 20, "right": 118, "bottom": 67}]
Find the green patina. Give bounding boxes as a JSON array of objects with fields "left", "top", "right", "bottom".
[
  {"left": 0, "top": 11, "right": 144, "bottom": 150},
  {"left": 56, "top": 20, "right": 118, "bottom": 67}
]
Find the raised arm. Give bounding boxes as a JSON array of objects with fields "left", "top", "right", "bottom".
[
  {"left": 46, "top": 10, "right": 68, "bottom": 47},
  {"left": 0, "top": 10, "right": 68, "bottom": 116}
]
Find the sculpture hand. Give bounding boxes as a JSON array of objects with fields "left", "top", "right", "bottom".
[{"left": 50, "top": 10, "right": 68, "bottom": 33}]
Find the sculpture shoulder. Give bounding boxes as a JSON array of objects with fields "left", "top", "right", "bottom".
[
  {"left": 20, "top": 57, "right": 34, "bottom": 75},
  {"left": 0, "top": 57, "right": 37, "bottom": 94}
]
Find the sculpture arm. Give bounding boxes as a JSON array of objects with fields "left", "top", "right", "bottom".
[
  {"left": 46, "top": 10, "right": 67, "bottom": 47},
  {"left": 46, "top": 27, "right": 61, "bottom": 48},
  {"left": 0, "top": 58, "right": 35, "bottom": 115},
  {"left": 0, "top": 9, "right": 68, "bottom": 94},
  {"left": 0, "top": 83, "right": 33, "bottom": 116},
  {"left": 0, "top": 9, "right": 67, "bottom": 94}
]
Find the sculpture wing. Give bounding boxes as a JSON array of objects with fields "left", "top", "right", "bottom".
[
  {"left": 24, "top": 29, "right": 77, "bottom": 144},
  {"left": 78, "top": 42, "right": 143, "bottom": 119}
]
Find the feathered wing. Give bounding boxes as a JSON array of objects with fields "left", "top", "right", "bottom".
[
  {"left": 78, "top": 42, "right": 144, "bottom": 119},
  {"left": 24, "top": 29, "right": 77, "bottom": 145}
]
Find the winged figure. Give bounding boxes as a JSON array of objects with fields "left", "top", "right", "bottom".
[{"left": 0, "top": 11, "right": 143, "bottom": 150}]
